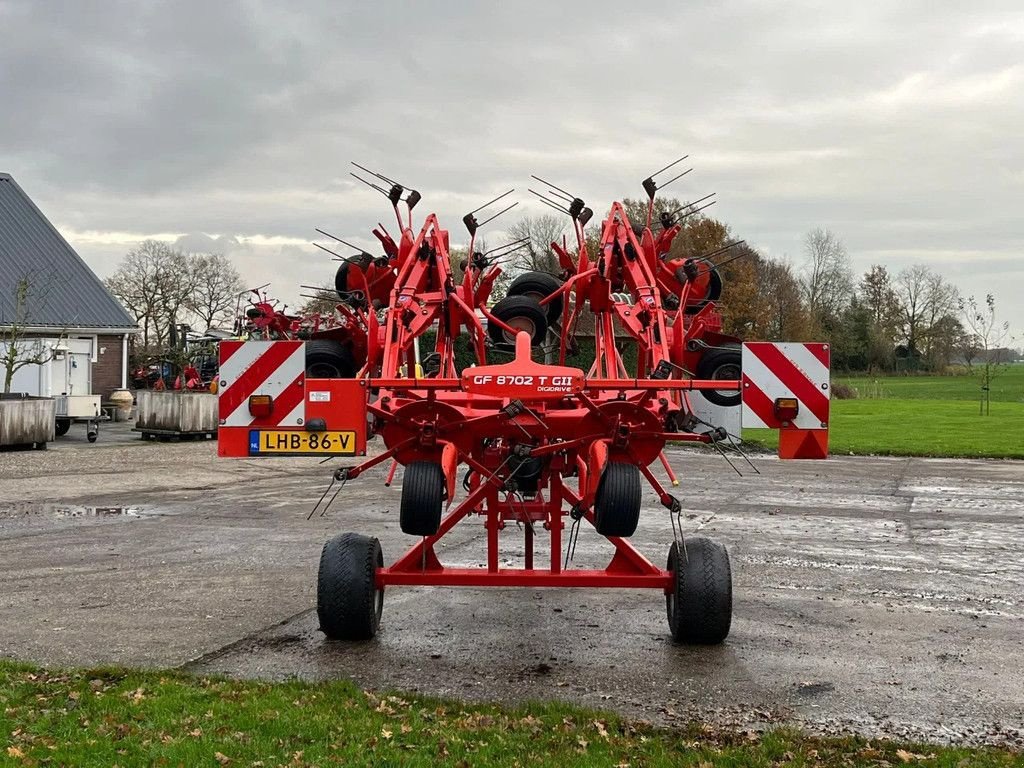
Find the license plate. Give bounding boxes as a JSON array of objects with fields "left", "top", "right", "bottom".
[{"left": 249, "top": 430, "right": 357, "bottom": 455}]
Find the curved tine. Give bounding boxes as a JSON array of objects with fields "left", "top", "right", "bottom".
[
  {"left": 477, "top": 201, "right": 519, "bottom": 228},
  {"left": 467, "top": 188, "right": 515, "bottom": 217},
  {"left": 647, "top": 154, "right": 689, "bottom": 179},
  {"left": 349, "top": 172, "right": 389, "bottom": 196},
  {"left": 667, "top": 192, "right": 716, "bottom": 218},
  {"left": 351, "top": 162, "right": 409, "bottom": 190},
  {"left": 483, "top": 236, "right": 531, "bottom": 257},
  {"left": 529, "top": 174, "right": 576, "bottom": 200},
  {"left": 528, "top": 190, "right": 571, "bottom": 215}
]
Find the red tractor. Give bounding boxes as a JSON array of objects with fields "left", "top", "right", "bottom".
[{"left": 217, "top": 163, "right": 830, "bottom": 644}]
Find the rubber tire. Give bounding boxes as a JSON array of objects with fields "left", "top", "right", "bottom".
[
  {"left": 695, "top": 344, "right": 742, "bottom": 407},
  {"left": 400, "top": 461, "right": 444, "bottom": 536},
  {"left": 55, "top": 418, "right": 71, "bottom": 437},
  {"left": 317, "top": 532, "right": 384, "bottom": 640},
  {"left": 487, "top": 296, "right": 548, "bottom": 346},
  {"left": 666, "top": 536, "right": 732, "bottom": 644},
  {"left": 87, "top": 432, "right": 98, "bottom": 443},
  {"left": 305, "top": 339, "right": 356, "bottom": 378},
  {"left": 593, "top": 462, "right": 642, "bottom": 538},
  {"left": 508, "top": 271, "right": 563, "bottom": 323}
]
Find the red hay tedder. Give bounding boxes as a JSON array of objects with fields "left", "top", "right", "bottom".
[{"left": 217, "top": 161, "right": 831, "bottom": 644}]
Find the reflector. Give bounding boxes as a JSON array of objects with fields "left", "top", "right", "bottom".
[
  {"left": 773, "top": 397, "right": 799, "bottom": 422},
  {"left": 249, "top": 394, "right": 274, "bottom": 418}
]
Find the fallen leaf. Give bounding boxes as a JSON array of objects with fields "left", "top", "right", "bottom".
[
  {"left": 214, "top": 751, "right": 231, "bottom": 765},
  {"left": 381, "top": 728, "right": 393, "bottom": 740},
  {"left": 7, "top": 747, "right": 25, "bottom": 758}
]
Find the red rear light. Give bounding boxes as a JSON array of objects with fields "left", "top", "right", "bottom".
[
  {"left": 773, "top": 397, "right": 799, "bottom": 422},
  {"left": 249, "top": 394, "right": 273, "bottom": 418}
]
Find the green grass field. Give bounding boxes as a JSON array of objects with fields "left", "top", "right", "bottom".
[
  {"left": 744, "top": 364, "right": 1024, "bottom": 458},
  {"left": 1, "top": 661, "right": 1020, "bottom": 767}
]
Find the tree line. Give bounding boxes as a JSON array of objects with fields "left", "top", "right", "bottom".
[
  {"left": 505, "top": 199, "right": 1017, "bottom": 374},
  {"left": 105, "top": 241, "right": 243, "bottom": 352},
  {"left": 105, "top": 210, "right": 1015, "bottom": 376}
]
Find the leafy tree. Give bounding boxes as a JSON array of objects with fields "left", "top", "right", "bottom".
[{"left": 857, "top": 266, "right": 901, "bottom": 371}]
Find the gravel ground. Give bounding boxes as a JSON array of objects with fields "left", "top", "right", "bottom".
[{"left": 1, "top": 421, "right": 1022, "bottom": 747}]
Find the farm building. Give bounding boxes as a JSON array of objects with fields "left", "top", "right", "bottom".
[{"left": 0, "top": 173, "right": 136, "bottom": 399}]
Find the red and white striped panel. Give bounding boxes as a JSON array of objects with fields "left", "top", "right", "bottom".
[
  {"left": 741, "top": 342, "right": 830, "bottom": 430},
  {"left": 218, "top": 340, "right": 305, "bottom": 428}
]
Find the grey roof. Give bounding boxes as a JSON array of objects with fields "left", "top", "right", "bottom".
[{"left": 0, "top": 173, "right": 136, "bottom": 330}]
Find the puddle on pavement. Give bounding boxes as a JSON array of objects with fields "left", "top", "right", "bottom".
[{"left": 0, "top": 503, "right": 150, "bottom": 519}]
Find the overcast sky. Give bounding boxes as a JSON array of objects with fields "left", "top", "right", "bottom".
[{"left": 2, "top": 1, "right": 1021, "bottom": 332}]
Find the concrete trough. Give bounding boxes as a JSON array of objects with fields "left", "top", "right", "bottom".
[
  {"left": 134, "top": 391, "right": 217, "bottom": 437},
  {"left": 0, "top": 394, "right": 55, "bottom": 448}
]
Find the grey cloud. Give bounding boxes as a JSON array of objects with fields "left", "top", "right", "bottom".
[{"left": 2, "top": 0, "right": 1022, "bottom": 329}]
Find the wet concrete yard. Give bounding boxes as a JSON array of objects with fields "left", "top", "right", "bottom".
[{"left": 1, "top": 423, "right": 1022, "bottom": 746}]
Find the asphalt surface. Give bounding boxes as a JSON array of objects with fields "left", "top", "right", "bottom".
[{"left": 1, "top": 421, "right": 1022, "bottom": 747}]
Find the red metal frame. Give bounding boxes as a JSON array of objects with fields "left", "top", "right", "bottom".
[{"left": 316, "top": 187, "right": 756, "bottom": 593}]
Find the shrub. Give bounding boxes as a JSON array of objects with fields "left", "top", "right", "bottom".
[{"left": 831, "top": 381, "right": 858, "bottom": 400}]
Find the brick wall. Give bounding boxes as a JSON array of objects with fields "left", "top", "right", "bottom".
[{"left": 93, "top": 334, "right": 126, "bottom": 399}]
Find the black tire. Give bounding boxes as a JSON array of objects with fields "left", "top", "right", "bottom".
[
  {"left": 695, "top": 344, "right": 742, "bottom": 407},
  {"left": 400, "top": 461, "right": 444, "bottom": 536},
  {"left": 508, "top": 272, "right": 563, "bottom": 323},
  {"left": 593, "top": 462, "right": 642, "bottom": 537},
  {"left": 305, "top": 339, "right": 356, "bottom": 378},
  {"left": 318, "top": 532, "right": 384, "bottom": 640},
  {"left": 87, "top": 432, "right": 98, "bottom": 443},
  {"left": 55, "top": 418, "right": 71, "bottom": 437},
  {"left": 487, "top": 296, "right": 548, "bottom": 346},
  {"left": 666, "top": 536, "right": 732, "bottom": 644}
]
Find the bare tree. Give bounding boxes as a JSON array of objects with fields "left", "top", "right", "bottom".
[
  {"left": 506, "top": 215, "right": 566, "bottom": 275},
  {"left": 895, "top": 265, "right": 959, "bottom": 369},
  {"left": 299, "top": 284, "right": 338, "bottom": 317},
  {"left": 1, "top": 275, "right": 56, "bottom": 394},
  {"left": 105, "top": 241, "right": 200, "bottom": 350},
  {"left": 799, "top": 228, "right": 853, "bottom": 326},
  {"left": 186, "top": 253, "right": 244, "bottom": 331},
  {"left": 960, "top": 294, "right": 1015, "bottom": 415}
]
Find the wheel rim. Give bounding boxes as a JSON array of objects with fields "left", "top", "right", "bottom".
[
  {"left": 712, "top": 362, "right": 741, "bottom": 397},
  {"left": 503, "top": 316, "right": 536, "bottom": 343}
]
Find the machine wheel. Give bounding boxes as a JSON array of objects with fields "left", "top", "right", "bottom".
[
  {"left": 55, "top": 418, "right": 71, "bottom": 437},
  {"left": 487, "top": 296, "right": 548, "bottom": 347},
  {"left": 317, "top": 532, "right": 384, "bottom": 640},
  {"left": 666, "top": 536, "right": 732, "bottom": 644},
  {"left": 593, "top": 462, "right": 642, "bottom": 537},
  {"left": 400, "top": 461, "right": 444, "bottom": 536},
  {"left": 508, "top": 271, "right": 563, "bottom": 323},
  {"left": 87, "top": 432, "right": 98, "bottom": 443},
  {"left": 305, "top": 340, "right": 356, "bottom": 378},
  {"left": 695, "top": 344, "right": 742, "bottom": 407}
]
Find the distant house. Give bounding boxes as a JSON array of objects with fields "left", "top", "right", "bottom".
[{"left": 0, "top": 173, "right": 136, "bottom": 399}]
